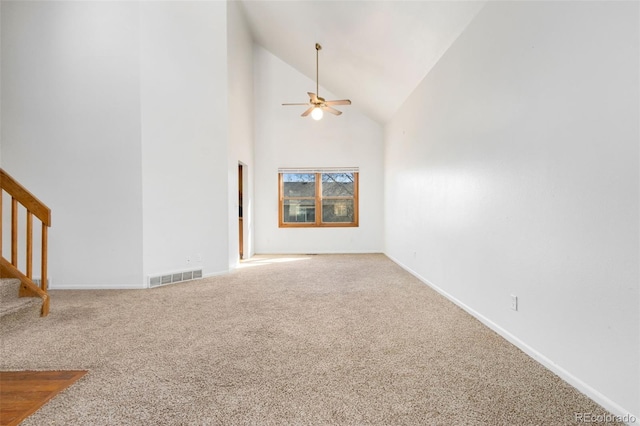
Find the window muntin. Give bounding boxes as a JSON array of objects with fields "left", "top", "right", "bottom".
[{"left": 279, "top": 169, "right": 359, "bottom": 227}]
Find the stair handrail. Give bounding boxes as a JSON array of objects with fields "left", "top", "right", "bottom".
[{"left": 0, "top": 168, "right": 51, "bottom": 316}]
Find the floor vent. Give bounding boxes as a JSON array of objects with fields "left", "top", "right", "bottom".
[
  {"left": 32, "top": 278, "right": 51, "bottom": 288},
  {"left": 148, "top": 269, "right": 203, "bottom": 288}
]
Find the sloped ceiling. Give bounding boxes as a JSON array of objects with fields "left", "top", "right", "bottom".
[{"left": 239, "top": 0, "right": 486, "bottom": 124}]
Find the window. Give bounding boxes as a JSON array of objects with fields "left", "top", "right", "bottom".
[{"left": 278, "top": 168, "right": 359, "bottom": 228}]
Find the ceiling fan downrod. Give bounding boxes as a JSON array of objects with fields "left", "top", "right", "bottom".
[{"left": 315, "top": 43, "right": 321, "bottom": 99}]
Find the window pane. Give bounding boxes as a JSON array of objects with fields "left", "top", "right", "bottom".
[
  {"left": 283, "top": 199, "right": 316, "bottom": 223},
  {"left": 322, "top": 173, "right": 354, "bottom": 197},
  {"left": 283, "top": 173, "right": 315, "bottom": 197},
  {"left": 322, "top": 199, "right": 354, "bottom": 223}
]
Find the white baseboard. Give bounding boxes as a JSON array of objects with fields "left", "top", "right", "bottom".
[
  {"left": 49, "top": 283, "right": 144, "bottom": 290},
  {"left": 385, "top": 253, "right": 639, "bottom": 425},
  {"left": 252, "top": 251, "right": 384, "bottom": 255},
  {"left": 48, "top": 268, "right": 231, "bottom": 290},
  {"left": 204, "top": 269, "right": 229, "bottom": 279}
]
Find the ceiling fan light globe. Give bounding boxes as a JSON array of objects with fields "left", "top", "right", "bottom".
[{"left": 311, "top": 107, "right": 323, "bottom": 120}]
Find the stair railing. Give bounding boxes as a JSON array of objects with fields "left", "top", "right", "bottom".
[{"left": 0, "top": 168, "right": 51, "bottom": 316}]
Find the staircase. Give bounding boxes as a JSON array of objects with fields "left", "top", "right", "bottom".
[{"left": 0, "top": 168, "right": 51, "bottom": 323}]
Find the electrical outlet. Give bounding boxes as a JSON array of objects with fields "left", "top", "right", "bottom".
[
  {"left": 186, "top": 256, "right": 191, "bottom": 265},
  {"left": 510, "top": 295, "right": 518, "bottom": 311},
  {"left": 196, "top": 253, "right": 202, "bottom": 262}
]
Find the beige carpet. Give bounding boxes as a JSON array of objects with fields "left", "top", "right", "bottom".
[{"left": 0, "top": 254, "right": 616, "bottom": 425}]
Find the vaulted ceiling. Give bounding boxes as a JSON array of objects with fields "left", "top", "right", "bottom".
[{"left": 239, "top": 1, "right": 486, "bottom": 124}]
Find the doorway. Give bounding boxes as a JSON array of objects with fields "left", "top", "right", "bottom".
[{"left": 238, "top": 163, "right": 244, "bottom": 259}]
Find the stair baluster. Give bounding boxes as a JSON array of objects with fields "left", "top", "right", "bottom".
[{"left": 0, "top": 169, "right": 51, "bottom": 316}]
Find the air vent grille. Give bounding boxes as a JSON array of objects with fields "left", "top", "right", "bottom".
[
  {"left": 148, "top": 268, "right": 204, "bottom": 288},
  {"left": 33, "top": 278, "right": 51, "bottom": 287}
]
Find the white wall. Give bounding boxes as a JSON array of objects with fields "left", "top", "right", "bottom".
[
  {"left": 253, "top": 46, "right": 384, "bottom": 254},
  {"left": 1, "top": 1, "right": 232, "bottom": 287},
  {"left": 0, "top": 2, "right": 3, "bottom": 167},
  {"left": 140, "top": 1, "right": 229, "bottom": 280},
  {"left": 227, "top": 1, "right": 255, "bottom": 267},
  {"left": 1, "top": 1, "right": 144, "bottom": 287},
  {"left": 385, "top": 1, "right": 639, "bottom": 419}
]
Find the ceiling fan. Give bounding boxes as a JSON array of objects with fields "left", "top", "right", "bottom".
[{"left": 282, "top": 43, "right": 351, "bottom": 120}]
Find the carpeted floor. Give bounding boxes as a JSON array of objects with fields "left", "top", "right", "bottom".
[{"left": 0, "top": 254, "right": 617, "bottom": 425}]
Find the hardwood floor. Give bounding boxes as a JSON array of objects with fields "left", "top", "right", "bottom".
[{"left": 0, "top": 370, "right": 87, "bottom": 426}]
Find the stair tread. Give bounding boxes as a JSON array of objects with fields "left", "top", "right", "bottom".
[
  {"left": 0, "top": 278, "right": 22, "bottom": 300},
  {"left": 1, "top": 278, "right": 42, "bottom": 319},
  {"left": 0, "top": 295, "right": 40, "bottom": 316},
  {"left": 1, "top": 278, "right": 45, "bottom": 323}
]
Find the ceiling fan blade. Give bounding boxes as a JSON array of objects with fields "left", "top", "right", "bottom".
[
  {"left": 301, "top": 106, "right": 315, "bottom": 117},
  {"left": 282, "top": 103, "right": 310, "bottom": 106},
  {"left": 324, "top": 99, "right": 351, "bottom": 106},
  {"left": 323, "top": 106, "right": 342, "bottom": 116},
  {"left": 308, "top": 92, "right": 318, "bottom": 103}
]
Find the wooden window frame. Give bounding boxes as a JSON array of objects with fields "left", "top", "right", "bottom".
[{"left": 278, "top": 171, "right": 359, "bottom": 228}]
